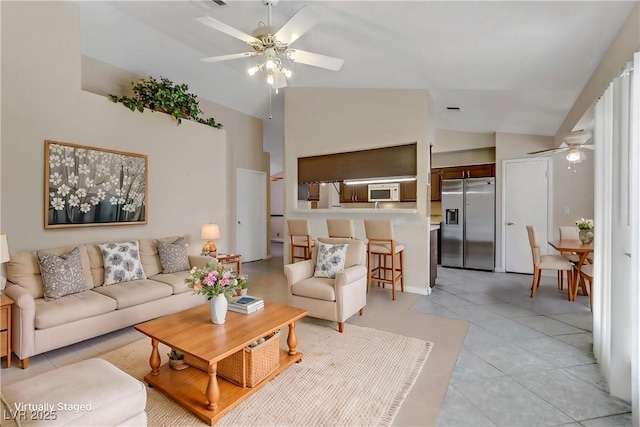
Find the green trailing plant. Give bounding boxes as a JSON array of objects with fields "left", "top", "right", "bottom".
[
  {"left": 168, "top": 349, "right": 184, "bottom": 360},
  {"left": 108, "top": 76, "right": 223, "bottom": 129}
]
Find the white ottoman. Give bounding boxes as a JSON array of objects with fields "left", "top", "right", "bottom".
[{"left": 1, "top": 358, "right": 146, "bottom": 426}]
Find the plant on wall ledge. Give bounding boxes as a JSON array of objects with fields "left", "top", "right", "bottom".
[{"left": 108, "top": 76, "right": 223, "bottom": 129}]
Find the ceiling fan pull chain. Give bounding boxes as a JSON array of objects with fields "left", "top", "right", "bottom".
[{"left": 269, "top": 85, "right": 273, "bottom": 120}]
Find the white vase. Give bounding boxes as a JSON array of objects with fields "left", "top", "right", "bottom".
[{"left": 210, "top": 294, "right": 228, "bottom": 325}]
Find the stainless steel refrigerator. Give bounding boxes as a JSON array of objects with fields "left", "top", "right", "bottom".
[{"left": 441, "top": 177, "right": 495, "bottom": 271}]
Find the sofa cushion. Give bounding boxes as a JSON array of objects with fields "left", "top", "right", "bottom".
[
  {"left": 100, "top": 240, "right": 147, "bottom": 285},
  {"left": 6, "top": 245, "right": 94, "bottom": 299},
  {"left": 149, "top": 271, "right": 191, "bottom": 294},
  {"left": 313, "top": 242, "right": 348, "bottom": 279},
  {"left": 92, "top": 279, "right": 173, "bottom": 309},
  {"left": 291, "top": 277, "right": 336, "bottom": 302},
  {"left": 35, "top": 290, "right": 117, "bottom": 329},
  {"left": 138, "top": 236, "right": 182, "bottom": 277},
  {"left": 157, "top": 237, "right": 190, "bottom": 274},
  {"left": 38, "top": 247, "right": 89, "bottom": 301}
]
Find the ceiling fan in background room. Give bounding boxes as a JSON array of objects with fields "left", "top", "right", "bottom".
[
  {"left": 527, "top": 130, "right": 594, "bottom": 164},
  {"left": 196, "top": 0, "right": 344, "bottom": 91}
]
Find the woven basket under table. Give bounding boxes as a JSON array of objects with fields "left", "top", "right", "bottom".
[{"left": 217, "top": 330, "right": 281, "bottom": 388}]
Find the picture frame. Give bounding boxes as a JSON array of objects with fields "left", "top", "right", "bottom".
[{"left": 44, "top": 140, "right": 148, "bottom": 229}]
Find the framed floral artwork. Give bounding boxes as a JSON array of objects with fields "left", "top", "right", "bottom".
[{"left": 45, "top": 140, "right": 148, "bottom": 229}]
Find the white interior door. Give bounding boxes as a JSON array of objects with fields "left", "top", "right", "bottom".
[
  {"left": 503, "top": 158, "right": 549, "bottom": 273},
  {"left": 236, "top": 168, "right": 267, "bottom": 262}
]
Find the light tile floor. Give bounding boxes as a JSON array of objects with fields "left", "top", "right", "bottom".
[
  {"left": 1, "top": 245, "right": 633, "bottom": 426},
  {"left": 429, "top": 267, "right": 632, "bottom": 427}
]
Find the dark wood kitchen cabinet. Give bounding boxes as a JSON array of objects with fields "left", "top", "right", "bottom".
[
  {"left": 430, "top": 170, "right": 441, "bottom": 201},
  {"left": 400, "top": 180, "right": 417, "bottom": 202},
  {"left": 307, "top": 184, "right": 320, "bottom": 201},
  {"left": 441, "top": 164, "right": 494, "bottom": 179},
  {"left": 430, "top": 228, "right": 438, "bottom": 287},
  {"left": 339, "top": 182, "right": 368, "bottom": 203}
]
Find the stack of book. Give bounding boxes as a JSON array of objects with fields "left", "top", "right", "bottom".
[{"left": 228, "top": 296, "right": 264, "bottom": 314}]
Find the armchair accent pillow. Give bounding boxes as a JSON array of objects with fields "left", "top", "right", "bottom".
[
  {"left": 100, "top": 240, "right": 147, "bottom": 285},
  {"left": 37, "top": 247, "right": 88, "bottom": 301},
  {"left": 313, "top": 242, "right": 348, "bottom": 279},
  {"left": 156, "top": 237, "right": 190, "bottom": 274}
]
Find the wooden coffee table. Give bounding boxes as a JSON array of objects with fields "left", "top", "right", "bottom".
[{"left": 135, "top": 302, "right": 307, "bottom": 425}]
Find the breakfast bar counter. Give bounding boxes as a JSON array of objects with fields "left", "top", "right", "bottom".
[{"left": 286, "top": 208, "right": 433, "bottom": 296}]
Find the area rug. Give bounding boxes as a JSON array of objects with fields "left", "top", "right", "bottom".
[{"left": 100, "top": 317, "right": 433, "bottom": 426}]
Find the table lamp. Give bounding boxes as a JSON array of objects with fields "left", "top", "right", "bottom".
[
  {"left": 201, "top": 224, "right": 220, "bottom": 256},
  {"left": 0, "top": 232, "right": 10, "bottom": 290}
]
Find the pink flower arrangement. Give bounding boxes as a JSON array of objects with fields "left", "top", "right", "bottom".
[{"left": 185, "top": 261, "right": 247, "bottom": 300}]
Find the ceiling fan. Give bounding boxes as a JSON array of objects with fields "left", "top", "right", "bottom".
[
  {"left": 196, "top": 0, "right": 344, "bottom": 90},
  {"left": 527, "top": 130, "right": 594, "bottom": 163}
]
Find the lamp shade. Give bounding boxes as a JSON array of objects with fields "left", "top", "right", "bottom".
[
  {"left": 201, "top": 224, "right": 220, "bottom": 240},
  {"left": 0, "top": 232, "right": 10, "bottom": 263}
]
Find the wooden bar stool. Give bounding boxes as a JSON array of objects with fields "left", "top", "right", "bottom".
[
  {"left": 364, "top": 219, "right": 404, "bottom": 300},
  {"left": 327, "top": 219, "right": 356, "bottom": 239},
  {"left": 287, "top": 219, "right": 314, "bottom": 264}
]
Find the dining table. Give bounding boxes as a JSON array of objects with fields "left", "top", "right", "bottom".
[{"left": 548, "top": 239, "right": 594, "bottom": 301}]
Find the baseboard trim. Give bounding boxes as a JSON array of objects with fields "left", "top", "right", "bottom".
[{"left": 405, "top": 285, "right": 431, "bottom": 296}]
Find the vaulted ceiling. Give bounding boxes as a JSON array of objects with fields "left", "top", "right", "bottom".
[{"left": 79, "top": 1, "right": 637, "bottom": 170}]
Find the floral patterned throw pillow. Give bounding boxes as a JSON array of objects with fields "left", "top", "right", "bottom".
[
  {"left": 157, "top": 237, "right": 190, "bottom": 274},
  {"left": 313, "top": 242, "right": 348, "bottom": 279},
  {"left": 37, "top": 247, "right": 88, "bottom": 301},
  {"left": 100, "top": 240, "right": 147, "bottom": 285}
]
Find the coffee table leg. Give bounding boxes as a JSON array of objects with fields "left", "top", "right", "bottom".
[
  {"left": 287, "top": 322, "right": 298, "bottom": 356},
  {"left": 206, "top": 362, "right": 220, "bottom": 411},
  {"left": 150, "top": 339, "right": 161, "bottom": 376}
]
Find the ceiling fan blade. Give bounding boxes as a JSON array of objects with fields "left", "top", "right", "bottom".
[
  {"left": 195, "top": 16, "right": 259, "bottom": 44},
  {"left": 583, "top": 144, "right": 595, "bottom": 150},
  {"left": 287, "top": 49, "right": 344, "bottom": 71},
  {"left": 274, "top": 6, "right": 320, "bottom": 45},
  {"left": 527, "top": 147, "right": 570, "bottom": 156},
  {"left": 563, "top": 129, "right": 593, "bottom": 145},
  {"left": 201, "top": 52, "right": 258, "bottom": 63}
]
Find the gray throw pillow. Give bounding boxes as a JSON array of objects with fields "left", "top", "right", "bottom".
[
  {"left": 37, "top": 247, "right": 88, "bottom": 301},
  {"left": 157, "top": 237, "right": 190, "bottom": 274},
  {"left": 100, "top": 240, "right": 147, "bottom": 285}
]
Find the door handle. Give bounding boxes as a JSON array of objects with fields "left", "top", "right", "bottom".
[{"left": 507, "top": 222, "right": 514, "bottom": 225}]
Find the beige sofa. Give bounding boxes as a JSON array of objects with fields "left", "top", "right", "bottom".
[{"left": 3, "top": 237, "right": 208, "bottom": 369}]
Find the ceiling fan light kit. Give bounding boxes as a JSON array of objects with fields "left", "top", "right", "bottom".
[
  {"left": 197, "top": 0, "right": 344, "bottom": 91},
  {"left": 526, "top": 129, "right": 594, "bottom": 163},
  {"left": 566, "top": 147, "right": 585, "bottom": 163}
]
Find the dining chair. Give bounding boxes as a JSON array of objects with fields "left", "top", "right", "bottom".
[
  {"left": 364, "top": 220, "right": 404, "bottom": 300},
  {"left": 578, "top": 264, "right": 593, "bottom": 311},
  {"left": 557, "top": 226, "right": 581, "bottom": 290},
  {"left": 287, "top": 219, "right": 315, "bottom": 264},
  {"left": 526, "top": 225, "right": 575, "bottom": 299},
  {"left": 327, "top": 219, "right": 356, "bottom": 239}
]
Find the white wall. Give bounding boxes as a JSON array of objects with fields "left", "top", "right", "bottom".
[
  {"left": 0, "top": 1, "right": 267, "bottom": 257},
  {"left": 434, "top": 129, "right": 495, "bottom": 153},
  {"left": 284, "top": 88, "right": 433, "bottom": 294},
  {"left": 80, "top": 56, "right": 270, "bottom": 256}
]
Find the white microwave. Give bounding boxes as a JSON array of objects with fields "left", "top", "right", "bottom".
[{"left": 368, "top": 183, "right": 400, "bottom": 202}]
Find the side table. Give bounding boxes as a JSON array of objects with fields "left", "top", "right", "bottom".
[
  {"left": 216, "top": 254, "right": 242, "bottom": 275},
  {"left": 1, "top": 292, "right": 14, "bottom": 368}
]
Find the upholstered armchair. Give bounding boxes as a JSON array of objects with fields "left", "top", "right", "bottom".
[{"left": 284, "top": 237, "right": 367, "bottom": 333}]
